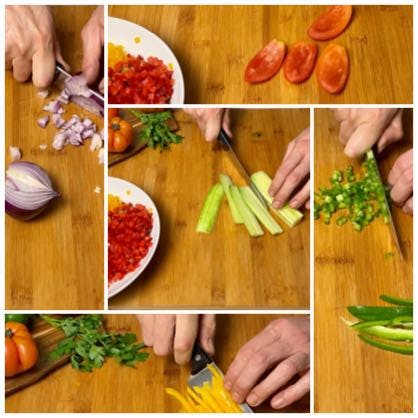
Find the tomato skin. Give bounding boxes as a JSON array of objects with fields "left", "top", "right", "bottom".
[
  {"left": 245, "top": 39, "right": 286, "bottom": 84},
  {"left": 316, "top": 43, "right": 349, "bottom": 94},
  {"left": 108, "top": 117, "right": 133, "bottom": 153},
  {"left": 283, "top": 42, "right": 317, "bottom": 84},
  {"left": 5, "top": 322, "right": 38, "bottom": 377},
  {"left": 108, "top": 108, "right": 119, "bottom": 120},
  {"left": 308, "top": 5, "right": 352, "bottom": 41}
]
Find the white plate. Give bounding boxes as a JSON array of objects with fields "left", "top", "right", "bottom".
[
  {"left": 108, "top": 177, "right": 160, "bottom": 298},
  {"left": 108, "top": 16, "right": 185, "bottom": 104}
]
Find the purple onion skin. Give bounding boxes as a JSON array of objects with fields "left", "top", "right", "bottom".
[{"left": 5, "top": 200, "right": 50, "bottom": 221}]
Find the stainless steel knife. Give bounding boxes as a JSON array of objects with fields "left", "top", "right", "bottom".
[
  {"left": 217, "top": 128, "right": 267, "bottom": 208},
  {"left": 367, "top": 150, "right": 403, "bottom": 259},
  {"left": 189, "top": 344, "right": 253, "bottom": 413}
]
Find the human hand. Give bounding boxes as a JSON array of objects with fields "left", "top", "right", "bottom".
[
  {"left": 136, "top": 314, "right": 216, "bottom": 365},
  {"left": 5, "top": 5, "right": 68, "bottom": 88},
  {"left": 81, "top": 6, "right": 104, "bottom": 89},
  {"left": 268, "top": 127, "right": 310, "bottom": 210},
  {"left": 387, "top": 149, "right": 413, "bottom": 214},
  {"left": 224, "top": 317, "right": 310, "bottom": 410},
  {"left": 333, "top": 108, "right": 404, "bottom": 157},
  {"left": 184, "top": 108, "right": 232, "bottom": 141}
]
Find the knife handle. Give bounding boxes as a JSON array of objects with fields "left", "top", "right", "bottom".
[
  {"left": 217, "top": 128, "right": 231, "bottom": 150},
  {"left": 190, "top": 344, "right": 212, "bottom": 375}
]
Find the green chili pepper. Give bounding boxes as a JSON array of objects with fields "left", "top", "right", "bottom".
[
  {"left": 347, "top": 306, "right": 413, "bottom": 321},
  {"left": 358, "top": 334, "right": 413, "bottom": 355},
  {"left": 379, "top": 294, "right": 413, "bottom": 306},
  {"left": 359, "top": 326, "right": 413, "bottom": 342}
]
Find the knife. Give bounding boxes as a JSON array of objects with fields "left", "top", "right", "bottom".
[
  {"left": 367, "top": 150, "right": 403, "bottom": 259},
  {"left": 217, "top": 128, "right": 267, "bottom": 208},
  {"left": 55, "top": 64, "right": 104, "bottom": 102},
  {"left": 189, "top": 344, "right": 253, "bottom": 413}
]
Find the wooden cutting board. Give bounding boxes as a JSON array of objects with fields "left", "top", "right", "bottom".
[
  {"left": 109, "top": 5, "right": 412, "bottom": 104},
  {"left": 108, "top": 109, "right": 179, "bottom": 166},
  {"left": 314, "top": 109, "right": 413, "bottom": 412},
  {"left": 5, "top": 6, "right": 104, "bottom": 310},
  {"left": 109, "top": 109, "right": 310, "bottom": 309},
  {"left": 5, "top": 316, "right": 69, "bottom": 396},
  {"left": 5, "top": 314, "right": 309, "bottom": 413}
]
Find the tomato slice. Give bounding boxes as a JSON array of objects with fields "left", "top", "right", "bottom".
[
  {"left": 283, "top": 42, "right": 317, "bottom": 84},
  {"left": 308, "top": 6, "right": 352, "bottom": 41},
  {"left": 316, "top": 43, "right": 349, "bottom": 94},
  {"left": 245, "top": 39, "right": 286, "bottom": 83}
]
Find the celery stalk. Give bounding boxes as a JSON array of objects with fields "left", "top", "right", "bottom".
[
  {"left": 196, "top": 183, "right": 224, "bottom": 234},
  {"left": 251, "top": 171, "right": 304, "bottom": 227},
  {"left": 230, "top": 186, "right": 264, "bottom": 237},
  {"left": 240, "top": 186, "right": 283, "bottom": 235},
  {"left": 219, "top": 174, "right": 243, "bottom": 224}
]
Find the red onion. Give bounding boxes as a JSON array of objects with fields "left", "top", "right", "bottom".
[{"left": 6, "top": 161, "right": 59, "bottom": 221}]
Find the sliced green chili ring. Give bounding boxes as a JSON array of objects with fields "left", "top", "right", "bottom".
[
  {"left": 347, "top": 306, "right": 413, "bottom": 321},
  {"left": 359, "top": 326, "right": 413, "bottom": 342},
  {"left": 379, "top": 294, "right": 413, "bottom": 307},
  {"left": 358, "top": 334, "right": 413, "bottom": 355}
]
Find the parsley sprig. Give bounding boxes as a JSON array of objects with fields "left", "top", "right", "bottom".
[
  {"left": 41, "top": 315, "right": 149, "bottom": 372},
  {"left": 129, "top": 109, "right": 183, "bottom": 151}
]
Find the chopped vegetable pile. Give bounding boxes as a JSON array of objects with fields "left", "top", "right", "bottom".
[
  {"left": 196, "top": 172, "right": 303, "bottom": 237},
  {"left": 314, "top": 150, "right": 390, "bottom": 231},
  {"left": 108, "top": 197, "right": 153, "bottom": 285},
  {"left": 165, "top": 364, "right": 243, "bottom": 412},
  {"left": 108, "top": 47, "right": 174, "bottom": 104},
  {"left": 41, "top": 315, "right": 149, "bottom": 371},
  {"left": 345, "top": 295, "right": 413, "bottom": 355},
  {"left": 129, "top": 109, "right": 183, "bottom": 151}
]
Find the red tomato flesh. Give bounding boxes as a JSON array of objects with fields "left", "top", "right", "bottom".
[
  {"left": 308, "top": 6, "right": 352, "bottom": 41},
  {"left": 316, "top": 43, "right": 349, "bottom": 94},
  {"left": 108, "top": 54, "right": 174, "bottom": 104},
  {"left": 108, "top": 202, "right": 153, "bottom": 285},
  {"left": 283, "top": 42, "right": 317, "bottom": 84},
  {"left": 245, "top": 39, "right": 286, "bottom": 83}
]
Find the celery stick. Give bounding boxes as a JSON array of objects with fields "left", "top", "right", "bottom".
[
  {"left": 251, "top": 171, "right": 304, "bottom": 227},
  {"left": 240, "top": 186, "right": 283, "bottom": 235},
  {"left": 219, "top": 174, "right": 244, "bottom": 224},
  {"left": 230, "top": 186, "right": 264, "bottom": 237},
  {"left": 196, "top": 183, "right": 224, "bottom": 234}
]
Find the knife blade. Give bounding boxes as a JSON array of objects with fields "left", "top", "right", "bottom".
[
  {"left": 189, "top": 344, "right": 253, "bottom": 413},
  {"left": 55, "top": 65, "right": 104, "bottom": 102},
  {"left": 217, "top": 128, "right": 267, "bottom": 208},
  {"left": 367, "top": 150, "right": 403, "bottom": 259}
]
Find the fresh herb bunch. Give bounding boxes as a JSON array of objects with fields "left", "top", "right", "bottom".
[
  {"left": 41, "top": 315, "right": 149, "bottom": 372},
  {"left": 129, "top": 109, "right": 183, "bottom": 151},
  {"left": 314, "top": 151, "right": 390, "bottom": 231},
  {"left": 346, "top": 295, "right": 413, "bottom": 355}
]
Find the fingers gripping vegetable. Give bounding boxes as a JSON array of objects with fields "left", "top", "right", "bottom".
[
  {"left": 5, "top": 321, "right": 39, "bottom": 377},
  {"left": 245, "top": 39, "right": 286, "bottom": 84},
  {"left": 316, "top": 44, "right": 349, "bottom": 94},
  {"left": 108, "top": 117, "right": 133, "bottom": 153},
  {"left": 5, "top": 161, "right": 59, "bottom": 221},
  {"left": 308, "top": 6, "right": 353, "bottom": 41}
]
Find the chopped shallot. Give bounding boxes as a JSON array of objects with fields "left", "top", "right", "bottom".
[
  {"left": 37, "top": 116, "right": 49, "bottom": 128},
  {"left": 90, "top": 133, "right": 102, "bottom": 151},
  {"left": 37, "top": 89, "right": 49, "bottom": 99},
  {"left": 94, "top": 186, "right": 102, "bottom": 194},
  {"left": 98, "top": 148, "right": 104, "bottom": 164},
  {"left": 9, "top": 146, "right": 21, "bottom": 161},
  {"left": 39, "top": 144, "right": 48, "bottom": 151}
]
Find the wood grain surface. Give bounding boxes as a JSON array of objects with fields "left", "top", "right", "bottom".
[
  {"left": 109, "top": 109, "right": 310, "bottom": 309},
  {"left": 5, "top": 6, "right": 104, "bottom": 309},
  {"left": 5, "top": 314, "right": 310, "bottom": 413},
  {"left": 314, "top": 108, "right": 413, "bottom": 412},
  {"left": 109, "top": 5, "right": 412, "bottom": 104}
]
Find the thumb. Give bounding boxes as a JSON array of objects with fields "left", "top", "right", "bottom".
[
  {"left": 81, "top": 27, "right": 102, "bottom": 84},
  {"left": 344, "top": 122, "right": 386, "bottom": 158}
]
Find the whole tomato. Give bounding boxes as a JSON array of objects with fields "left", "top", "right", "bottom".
[
  {"left": 108, "top": 108, "right": 119, "bottom": 120},
  {"left": 5, "top": 321, "right": 38, "bottom": 377},
  {"left": 108, "top": 117, "right": 133, "bottom": 153}
]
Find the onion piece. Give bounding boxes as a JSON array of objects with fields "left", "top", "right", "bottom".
[
  {"left": 5, "top": 161, "right": 59, "bottom": 221},
  {"left": 37, "top": 89, "right": 49, "bottom": 99},
  {"left": 37, "top": 116, "right": 49, "bottom": 128},
  {"left": 9, "top": 146, "right": 22, "bottom": 162}
]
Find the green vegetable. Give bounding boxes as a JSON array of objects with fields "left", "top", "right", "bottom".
[
  {"left": 196, "top": 183, "right": 224, "bottom": 234},
  {"left": 41, "top": 315, "right": 149, "bottom": 372},
  {"left": 250, "top": 171, "right": 303, "bottom": 227},
  {"left": 230, "top": 186, "right": 263, "bottom": 237},
  {"left": 5, "top": 314, "right": 32, "bottom": 324},
  {"left": 129, "top": 110, "right": 183, "bottom": 151},
  {"left": 346, "top": 295, "right": 413, "bottom": 355},
  {"left": 219, "top": 174, "right": 243, "bottom": 224},
  {"left": 314, "top": 151, "right": 390, "bottom": 231},
  {"left": 239, "top": 186, "right": 282, "bottom": 235}
]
